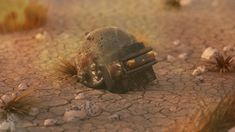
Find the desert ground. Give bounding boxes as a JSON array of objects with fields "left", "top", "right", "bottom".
[{"left": 0, "top": 0, "right": 234, "bottom": 131}]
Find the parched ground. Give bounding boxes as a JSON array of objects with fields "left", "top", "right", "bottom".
[{"left": 0, "top": 0, "right": 235, "bottom": 131}]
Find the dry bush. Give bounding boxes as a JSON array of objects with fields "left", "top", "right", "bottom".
[
  {"left": 23, "top": 1, "right": 47, "bottom": 30},
  {"left": 169, "top": 92, "right": 235, "bottom": 132},
  {"left": 199, "top": 93, "right": 235, "bottom": 132},
  {"left": 56, "top": 59, "right": 78, "bottom": 78},
  {"left": 0, "top": 0, "right": 47, "bottom": 33},
  {"left": 204, "top": 53, "right": 234, "bottom": 73},
  {"left": 0, "top": 87, "right": 36, "bottom": 119},
  {"left": 56, "top": 52, "right": 96, "bottom": 81}
]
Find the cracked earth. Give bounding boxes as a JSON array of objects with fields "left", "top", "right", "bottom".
[{"left": 0, "top": 0, "right": 235, "bottom": 131}]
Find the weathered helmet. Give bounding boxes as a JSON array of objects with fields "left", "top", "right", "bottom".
[{"left": 59, "top": 27, "right": 157, "bottom": 93}]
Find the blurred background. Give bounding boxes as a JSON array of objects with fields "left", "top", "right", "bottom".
[
  {"left": 0, "top": 0, "right": 47, "bottom": 32},
  {"left": 0, "top": 1, "right": 234, "bottom": 131}
]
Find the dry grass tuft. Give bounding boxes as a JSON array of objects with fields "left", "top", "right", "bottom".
[
  {"left": 0, "top": 87, "right": 36, "bottom": 119},
  {"left": 56, "top": 52, "right": 96, "bottom": 79},
  {"left": 23, "top": 1, "right": 47, "bottom": 30},
  {"left": 170, "top": 92, "right": 235, "bottom": 132},
  {"left": 56, "top": 59, "right": 78, "bottom": 78},
  {"left": 200, "top": 93, "right": 235, "bottom": 132},
  {"left": 206, "top": 53, "right": 234, "bottom": 73}
]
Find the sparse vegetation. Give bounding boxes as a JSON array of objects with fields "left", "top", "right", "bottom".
[
  {"left": 24, "top": 1, "right": 47, "bottom": 30},
  {"left": 206, "top": 53, "right": 234, "bottom": 73},
  {"left": 199, "top": 93, "right": 235, "bottom": 132},
  {"left": 170, "top": 92, "right": 235, "bottom": 132},
  {"left": 56, "top": 52, "right": 96, "bottom": 80},
  {"left": 0, "top": 87, "right": 36, "bottom": 119},
  {"left": 0, "top": 0, "right": 47, "bottom": 33},
  {"left": 57, "top": 59, "right": 78, "bottom": 78},
  {"left": 164, "top": 0, "right": 181, "bottom": 9}
]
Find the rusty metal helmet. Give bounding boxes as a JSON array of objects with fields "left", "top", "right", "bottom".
[{"left": 77, "top": 27, "right": 154, "bottom": 93}]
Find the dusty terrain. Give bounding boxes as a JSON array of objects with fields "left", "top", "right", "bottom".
[{"left": 0, "top": 0, "right": 234, "bottom": 131}]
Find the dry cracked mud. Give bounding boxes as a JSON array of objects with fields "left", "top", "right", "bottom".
[{"left": 0, "top": 0, "right": 234, "bottom": 131}]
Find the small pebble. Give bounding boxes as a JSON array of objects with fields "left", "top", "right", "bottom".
[
  {"left": 75, "top": 93, "right": 85, "bottom": 100},
  {"left": 167, "top": 55, "right": 176, "bottom": 62},
  {"left": 108, "top": 114, "right": 120, "bottom": 121},
  {"left": 223, "top": 45, "right": 233, "bottom": 51},
  {"left": 173, "top": 40, "right": 180, "bottom": 46},
  {"left": 201, "top": 47, "right": 218, "bottom": 60},
  {"left": 17, "top": 83, "right": 28, "bottom": 91},
  {"left": 1, "top": 94, "right": 12, "bottom": 104},
  {"left": 35, "top": 31, "right": 47, "bottom": 41},
  {"left": 223, "top": 45, "right": 234, "bottom": 55},
  {"left": 178, "top": 53, "right": 188, "bottom": 60},
  {"left": 192, "top": 66, "right": 206, "bottom": 76},
  {"left": 44, "top": 119, "right": 58, "bottom": 126},
  {"left": 192, "top": 69, "right": 201, "bottom": 76},
  {"left": 0, "top": 121, "right": 15, "bottom": 131}
]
